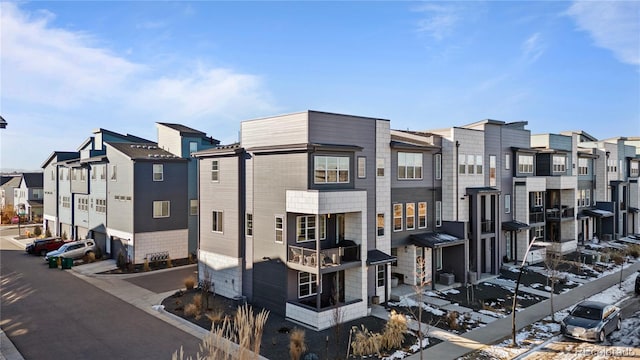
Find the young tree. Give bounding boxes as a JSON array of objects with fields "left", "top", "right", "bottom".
[
  {"left": 544, "top": 252, "right": 563, "bottom": 321},
  {"left": 410, "top": 255, "right": 432, "bottom": 360}
]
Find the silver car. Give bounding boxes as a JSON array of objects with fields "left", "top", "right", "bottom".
[
  {"left": 561, "top": 300, "right": 621, "bottom": 342},
  {"left": 44, "top": 239, "right": 96, "bottom": 261}
]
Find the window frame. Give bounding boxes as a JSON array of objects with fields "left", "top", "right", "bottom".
[
  {"left": 246, "top": 213, "right": 253, "bottom": 237},
  {"left": 436, "top": 201, "right": 442, "bottom": 227},
  {"left": 377, "top": 265, "right": 385, "bottom": 287},
  {"left": 357, "top": 156, "right": 366, "bottom": 178},
  {"left": 153, "top": 164, "right": 164, "bottom": 182},
  {"left": 505, "top": 153, "right": 511, "bottom": 170},
  {"left": 505, "top": 194, "right": 511, "bottom": 214},
  {"left": 275, "top": 216, "right": 284, "bottom": 243},
  {"left": 435, "top": 248, "right": 443, "bottom": 270},
  {"left": 458, "top": 154, "right": 466, "bottom": 174},
  {"left": 189, "top": 141, "right": 198, "bottom": 154},
  {"left": 406, "top": 203, "right": 415, "bottom": 230},
  {"left": 212, "top": 210, "right": 223, "bottom": 233},
  {"left": 314, "top": 156, "right": 350, "bottom": 184},
  {"left": 435, "top": 153, "right": 442, "bottom": 180},
  {"left": 298, "top": 272, "right": 317, "bottom": 298},
  {"left": 153, "top": 200, "right": 170, "bottom": 218},
  {"left": 296, "top": 215, "right": 317, "bottom": 243},
  {"left": 418, "top": 201, "right": 427, "bottom": 229},
  {"left": 377, "top": 213, "right": 385, "bottom": 236},
  {"left": 552, "top": 155, "right": 566, "bottom": 173},
  {"left": 397, "top": 152, "right": 423, "bottom": 180},
  {"left": 376, "top": 158, "right": 385, "bottom": 177},
  {"left": 190, "top": 199, "right": 198, "bottom": 216},
  {"left": 393, "top": 203, "right": 403, "bottom": 232},
  {"left": 211, "top": 160, "right": 219, "bottom": 182},
  {"left": 578, "top": 158, "right": 589, "bottom": 175},
  {"left": 110, "top": 165, "right": 117, "bottom": 181},
  {"left": 518, "top": 154, "right": 534, "bottom": 174},
  {"left": 476, "top": 155, "right": 483, "bottom": 174}
]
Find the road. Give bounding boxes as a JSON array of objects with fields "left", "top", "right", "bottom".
[{"left": 0, "top": 230, "right": 201, "bottom": 360}]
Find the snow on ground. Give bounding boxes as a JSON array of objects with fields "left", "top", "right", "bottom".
[
  {"left": 442, "top": 288, "right": 460, "bottom": 295},
  {"left": 388, "top": 297, "right": 445, "bottom": 316},
  {"left": 609, "top": 312, "right": 640, "bottom": 347}
]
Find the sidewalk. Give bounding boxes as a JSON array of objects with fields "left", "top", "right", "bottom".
[{"left": 404, "top": 260, "right": 640, "bottom": 360}]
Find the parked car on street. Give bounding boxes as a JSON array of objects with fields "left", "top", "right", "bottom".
[
  {"left": 44, "top": 239, "right": 96, "bottom": 262},
  {"left": 561, "top": 300, "right": 621, "bottom": 342},
  {"left": 26, "top": 237, "right": 66, "bottom": 256}
]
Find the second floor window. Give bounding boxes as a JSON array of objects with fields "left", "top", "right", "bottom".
[
  {"left": 212, "top": 211, "right": 223, "bottom": 232},
  {"left": 153, "top": 164, "right": 164, "bottom": 181},
  {"left": 110, "top": 165, "right": 117, "bottom": 181},
  {"left": 578, "top": 158, "right": 589, "bottom": 175},
  {"left": 357, "top": 157, "right": 366, "bottom": 178},
  {"left": 435, "top": 154, "right": 442, "bottom": 180},
  {"left": 398, "top": 152, "right": 423, "bottom": 179},
  {"left": 505, "top": 194, "right": 511, "bottom": 214},
  {"left": 377, "top": 213, "right": 384, "bottom": 236},
  {"left": 533, "top": 192, "right": 543, "bottom": 207},
  {"left": 406, "top": 203, "right": 415, "bottom": 230},
  {"left": 518, "top": 154, "right": 534, "bottom": 174},
  {"left": 211, "top": 160, "right": 219, "bottom": 182},
  {"left": 297, "top": 215, "right": 316, "bottom": 242},
  {"left": 275, "top": 216, "right": 284, "bottom": 243},
  {"left": 631, "top": 161, "right": 639, "bottom": 176},
  {"left": 246, "top": 213, "right": 253, "bottom": 236},
  {"left": 190, "top": 199, "right": 198, "bottom": 216},
  {"left": 436, "top": 201, "right": 442, "bottom": 227},
  {"left": 78, "top": 197, "right": 88, "bottom": 211},
  {"left": 393, "top": 203, "right": 403, "bottom": 231},
  {"left": 153, "top": 201, "right": 170, "bottom": 218},
  {"left": 314, "top": 156, "right": 349, "bottom": 184},
  {"left": 418, "top": 202, "right": 427, "bottom": 228},
  {"left": 377, "top": 158, "right": 385, "bottom": 177},
  {"left": 553, "top": 155, "right": 566, "bottom": 173},
  {"left": 96, "top": 199, "right": 106, "bottom": 213}
]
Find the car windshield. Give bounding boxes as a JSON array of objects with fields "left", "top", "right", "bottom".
[
  {"left": 57, "top": 244, "right": 69, "bottom": 252},
  {"left": 571, "top": 305, "right": 602, "bottom": 320}
]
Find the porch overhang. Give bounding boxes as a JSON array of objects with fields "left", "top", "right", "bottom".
[
  {"left": 582, "top": 209, "right": 614, "bottom": 218},
  {"left": 409, "top": 232, "right": 466, "bottom": 249},
  {"left": 366, "top": 249, "right": 396, "bottom": 265},
  {"left": 502, "top": 220, "right": 530, "bottom": 231}
]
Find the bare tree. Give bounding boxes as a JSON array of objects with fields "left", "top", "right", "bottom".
[
  {"left": 543, "top": 252, "right": 563, "bottom": 322},
  {"left": 409, "top": 255, "right": 432, "bottom": 360}
]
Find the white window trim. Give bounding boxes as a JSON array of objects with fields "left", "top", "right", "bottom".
[
  {"left": 406, "top": 203, "right": 415, "bottom": 230},
  {"left": 393, "top": 203, "right": 403, "bottom": 232},
  {"left": 377, "top": 265, "right": 385, "bottom": 287},
  {"left": 435, "top": 154, "right": 442, "bottom": 180},
  {"left": 357, "top": 156, "right": 366, "bottom": 178},
  {"left": 418, "top": 201, "right": 427, "bottom": 229},
  {"left": 153, "top": 164, "right": 164, "bottom": 182},
  {"left": 296, "top": 215, "right": 317, "bottom": 243},
  {"left": 397, "top": 152, "right": 423, "bottom": 180},
  {"left": 211, "top": 160, "right": 219, "bottom": 182},
  {"left": 212, "top": 210, "right": 223, "bottom": 233},
  {"left": 153, "top": 201, "right": 170, "bottom": 218},
  {"left": 314, "top": 156, "right": 350, "bottom": 184},
  {"left": 298, "top": 272, "right": 317, "bottom": 298},
  {"left": 377, "top": 213, "right": 385, "bottom": 236},
  {"left": 275, "top": 216, "right": 284, "bottom": 243}
]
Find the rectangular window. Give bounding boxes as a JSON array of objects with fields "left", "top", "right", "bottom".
[
  {"left": 153, "top": 201, "right": 170, "bottom": 218},
  {"left": 297, "top": 215, "right": 316, "bottom": 242},
  {"left": 91, "top": 168, "right": 96, "bottom": 180},
  {"left": 631, "top": 161, "right": 639, "bottom": 176},
  {"left": 518, "top": 154, "right": 534, "bottom": 173},
  {"left": 96, "top": 199, "right": 106, "bottom": 213},
  {"left": 505, "top": 154, "right": 511, "bottom": 170},
  {"left": 377, "top": 213, "right": 385, "bottom": 236},
  {"left": 153, "top": 164, "right": 164, "bottom": 181},
  {"left": 212, "top": 211, "right": 223, "bottom": 232},
  {"left": 110, "top": 165, "right": 117, "bottom": 181},
  {"left": 211, "top": 160, "right": 219, "bottom": 182},
  {"left": 275, "top": 216, "right": 284, "bottom": 243},
  {"left": 467, "top": 154, "right": 475, "bottom": 174},
  {"left": 376, "top": 158, "right": 385, "bottom": 177},
  {"left": 319, "top": 215, "right": 326, "bottom": 240},
  {"left": 100, "top": 165, "right": 106, "bottom": 180},
  {"left": 397, "top": 152, "right": 423, "bottom": 179},
  {"left": 585, "top": 189, "right": 590, "bottom": 206},
  {"left": 534, "top": 226, "right": 544, "bottom": 239},
  {"left": 80, "top": 169, "right": 86, "bottom": 181},
  {"left": 71, "top": 168, "right": 78, "bottom": 181},
  {"left": 298, "top": 272, "right": 317, "bottom": 298},
  {"left": 533, "top": 192, "right": 543, "bottom": 207},
  {"left": 552, "top": 155, "right": 566, "bottom": 173},
  {"left": 505, "top": 194, "right": 511, "bottom": 214},
  {"left": 435, "top": 154, "right": 442, "bottom": 180},
  {"left": 459, "top": 154, "right": 466, "bottom": 174},
  {"left": 436, "top": 201, "right": 442, "bottom": 227},
  {"left": 578, "top": 158, "right": 589, "bottom": 175},
  {"left": 377, "top": 265, "right": 385, "bottom": 287},
  {"left": 78, "top": 197, "right": 88, "bottom": 211},
  {"left": 435, "top": 248, "right": 443, "bottom": 270},
  {"left": 62, "top": 196, "right": 71, "bottom": 208},
  {"left": 417, "top": 202, "right": 427, "bottom": 229},
  {"left": 476, "top": 155, "right": 483, "bottom": 174},
  {"left": 190, "top": 199, "right": 198, "bottom": 216},
  {"left": 59, "top": 169, "right": 64, "bottom": 180},
  {"left": 489, "top": 155, "right": 496, "bottom": 186},
  {"left": 393, "top": 204, "right": 403, "bottom": 231},
  {"left": 314, "top": 156, "right": 350, "bottom": 184},
  {"left": 357, "top": 157, "right": 366, "bottom": 178},
  {"left": 246, "top": 213, "right": 253, "bottom": 236},
  {"left": 406, "top": 203, "right": 415, "bottom": 230},
  {"left": 189, "top": 141, "right": 198, "bottom": 154}
]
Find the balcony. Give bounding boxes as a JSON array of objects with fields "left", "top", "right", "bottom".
[
  {"left": 546, "top": 206, "right": 575, "bottom": 220},
  {"left": 287, "top": 243, "right": 361, "bottom": 273},
  {"left": 529, "top": 211, "right": 545, "bottom": 224},
  {"left": 480, "top": 220, "right": 495, "bottom": 233}
]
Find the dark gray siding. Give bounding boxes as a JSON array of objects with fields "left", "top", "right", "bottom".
[{"left": 391, "top": 187, "right": 438, "bottom": 246}]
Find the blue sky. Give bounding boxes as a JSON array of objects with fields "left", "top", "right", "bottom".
[{"left": 1, "top": 1, "right": 639, "bottom": 171}]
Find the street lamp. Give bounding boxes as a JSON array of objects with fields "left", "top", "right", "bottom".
[{"left": 511, "top": 237, "right": 551, "bottom": 346}]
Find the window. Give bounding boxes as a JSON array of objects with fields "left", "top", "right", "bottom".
[
  {"left": 211, "top": 160, "right": 219, "bottom": 182},
  {"left": 297, "top": 215, "right": 316, "bottom": 242},
  {"left": 314, "top": 156, "right": 350, "bottom": 183},
  {"left": 397, "top": 152, "right": 423, "bottom": 179},
  {"left": 377, "top": 265, "right": 385, "bottom": 287},
  {"left": 377, "top": 213, "right": 385, "bottom": 236},
  {"left": 319, "top": 215, "right": 326, "bottom": 240},
  {"left": 505, "top": 154, "right": 511, "bottom": 170},
  {"left": 607, "top": 159, "right": 617, "bottom": 173},
  {"left": 533, "top": 192, "right": 543, "bottom": 207},
  {"left": 80, "top": 169, "right": 86, "bottom": 181},
  {"left": 100, "top": 165, "right": 106, "bottom": 180},
  {"left": 153, "top": 164, "right": 164, "bottom": 181},
  {"left": 578, "top": 158, "right": 589, "bottom": 175},
  {"left": 476, "top": 155, "right": 483, "bottom": 174},
  {"left": 458, "top": 154, "right": 466, "bottom": 174},
  {"left": 418, "top": 202, "right": 427, "bottom": 229},
  {"left": 357, "top": 157, "right": 366, "bottom": 178},
  {"left": 298, "top": 272, "right": 317, "bottom": 298},
  {"left": 246, "top": 213, "right": 253, "bottom": 236},
  {"left": 59, "top": 168, "right": 64, "bottom": 180},
  {"left": 553, "top": 155, "right": 566, "bottom": 173},
  {"left": 110, "top": 165, "right": 117, "bottom": 181},
  {"left": 153, "top": 201, "right": 170, "bottom": 218},
  {"left": 78, "top": 197, "right": 88, "bottom": 211},
  {"left": 406, "top": 203, "right": 415, "bottom": 230},
  {"left": 71, "top": 168, "right": 78, "bottom": 181},
  {"left": 96, "top": 199, "right": 106, "bottom": 213},
  {"left": 534, "top": 226, "right": 544, "bottom": 239},
  {"left": 91, "top": 168, "right": 96, "bottom": 180},
  {"left": 518, "top": 154, "right": 534, "bottom": 173},
  {"left": 212, "top": 211, "right": 223, "bottom": 232},
  {"left": 393, "top": 204, "right": 403, "bottom": 231},
  {"left": 62, "top": 196, "right": 71, "bottom": 208},
  {"left": 631, "top": 161, "right": 639, "bottom": 176},
  {"left": 436, "top": 201, "right": 442, "bottom": 227},
  {"left": 435, "top": 154, "right": 442, "bottom": 180},
  {"left": 489, "top": 155, "right": 496, "bottom": 186},
  {"left": 275, "top": 216, "right": 284, "bottom": 243},
  {"left": 190, "top": 199, "right": 198, "bottom": 216},
  {"left": 467, "top": 154, "right": 475, "bottom": 174},
  {"left": 376, "top": 158, "right": 385, "bottom": 177},
  {"left": 435, "top": 248, "right": 443, "bottom": 270},
  {"left": 504, "top": 194, "right": 511, "bottom": 214},
  {"left": 189, "top": 141, "right": 198, "bottom": 154}
]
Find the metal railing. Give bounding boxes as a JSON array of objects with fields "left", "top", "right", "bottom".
[{"left": 288, "top": 244, "right": 360, "bottom": 269}]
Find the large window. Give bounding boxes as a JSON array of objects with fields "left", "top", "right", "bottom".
[
  {"left": 190, "top": 199, "right": 198, "bottom": 215},
  {"left": 435, "top": 154, "right": 442, "bottom": 180},
  {"left": 246, "top": 213, "right": 253, "bottom": 236},
  {"left": 212, "top": 211, "right": 223, "bottom": 232},
  {"left": 518, "top": 154, "right": 534, "bottom": 173},
  {"left": 153, "top": 201, "right": 170, "bottom": 218},
  {"left": 607, "top": 159, "right": 617, "bottom": 173},
  {"left": 631, "top": 161, "right": 639, "bottom": 176},
  {"left": 189, "top": 141, "right": 198, "bottom": 154},
  {"left": 578, "top": 158, "right": 589, "bottom": 175},
  {"left": 577, "top": 189, "right": 591, "bottom": 207},
  {"left": 314, "top": 156, "right": 350, "bottom": 184},
  {"left": 297, "top": 215, "right": 317, "bottom": 242},
  {"left": 406, "top": 203, "right": 415, "bottom": 230},
  {"left": 376, "top": 158, "right": 385, "bottom": 177},
  {"left": 377, "top": 265, "right": 385, "bottom": 287},
  {"left": 211, "top": 160, "right": 219, "bottom": 182},
  {"left": 435, "top": 201, "right": 442, "bottom": 227},
  {"left": 298, "top": 272, "right": 317, "bottom": 298},
  {"left": 96, "top": 199, "right": 106, "bottom": 213},
  {"left": 153, "top": 164, "right": 164, "bottom": 181},
  {"left": 78, "top": 197, "right": 88, "bottom": 211},
  {"left": 357, "top": 157, "right": 366, "bottom": 178},
  {"left": 397, "top": 152, "right": 423, "bottom": 179},
  {"left": 533, "top": 192, "right": 544, "bottom": 207},
  {"left": 418, "top": 202, "right": 427, "bottom": 229},
  {"left": 377, "top": 213, "right": 385, "bottom": 236},
  {"left": 552, "top": 155, "right": 566, "bottom": 173},
  {"left": 275, "top": 216, "right": 284, "bottom": 243},
  {"left": 393, "top": 204, "right": 403, "bottom": 231}
]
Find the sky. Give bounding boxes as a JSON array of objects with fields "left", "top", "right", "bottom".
[{"left": 1, "top": 1, "right": 639, "bottom": 171}]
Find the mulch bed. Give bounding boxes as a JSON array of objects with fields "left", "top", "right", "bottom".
[
  {"left": 498, "top": 267, "right": 580, "bottom": 294},
  {"left": 434, "top": 281, "right": 546, "bottom": 314},
  {"left": 387, "top": 304, "right": 479, "bottom": 334},
  {"left": 162, "top": 289, "right": 442, "bottom": 359}
]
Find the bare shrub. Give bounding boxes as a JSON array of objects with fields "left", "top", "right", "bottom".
[
  {"left": 627, "top": 244, "right": 640, "bottom": 259},
  {"left": 85, "top": 252, "right": 96, "bottom": 263},
  {"left": 184, "top": 303, "right": 199, "bottom": 318},
  {"left": 350, "top": 325, "right": 381, "bottom": 358},
  {"left": 193, "top": 294, "right": 203, "bottom": 312},
  {"left": 184, "top": 276, "right": 196, "bottom": 290},
  {"left": 380, "top": 310, "right": 407, "bottom": 350},
  {"left": 445, "top": 311, "right": 459, "bottom": 331},
  {"left": 205, "top": 310, "right": 225, "bottom": 324},
  {"left": 167, "top": 256, "right": 173, "bottom": 268},
  {"left": 289, "top": 328, "right": 307, "bottom": 360},
  {"left": 143, "top": 258, "right": 151, "bottom": 272}
]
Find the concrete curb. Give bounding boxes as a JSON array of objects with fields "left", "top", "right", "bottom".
[{"left": 0, "top": 328, "right": 24, "bottom": 360}]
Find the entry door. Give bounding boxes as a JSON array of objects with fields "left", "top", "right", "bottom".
[{"left": 336, "top": 214, "right": 345, "bottom": 243}]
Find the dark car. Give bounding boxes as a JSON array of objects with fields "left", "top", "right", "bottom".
[
  {"left": 635, "top": 270, "right": 640, "bottom": 295},
  {"left": 25, "top": 237, "right": 66, "bottom": 256},
  {"left": 561, "top": 300, "right": 621, "bottom": 342}
]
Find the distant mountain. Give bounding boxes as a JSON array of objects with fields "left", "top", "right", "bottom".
[{"left": 1, "top": 169, "right": 42, "bottom": 174}]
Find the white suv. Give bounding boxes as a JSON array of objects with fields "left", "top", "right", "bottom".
[{"left": 44, "top": 239, "right": 96, "bottom": 261}]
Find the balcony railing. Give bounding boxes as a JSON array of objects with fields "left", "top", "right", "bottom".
[
  {"left": 529, "top": 212, "right": 544, "bottom": 224},
  {"left": 480, "top": 220, "right": 495, "bottom": 233},
  {"left": 545, "top": 206, "right": 575, "bottom": 220},
  {"left": 288, "top": 244, "right": 360, "bottom": 269}
]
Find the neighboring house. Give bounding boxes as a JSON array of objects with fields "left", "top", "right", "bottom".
[
  {"left": 1, "top": 175, "right": 21, "bottom": 215},
  {"left": 14, "top": 172, "right": 44, "bottom": 222},
  {"left": 41, "top": 151, "right": 80, "bottom": 237},
  {"left": 196, "top": 111, "right": 395, "bottom": 330}
]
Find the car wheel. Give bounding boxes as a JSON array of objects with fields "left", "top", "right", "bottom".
[
  {"left": 40, "top": 250, "right": 48, "bottom": 256},
  {"left": 598, "top": 329, "right": 605, "bottom": 343},
  {"left": 616, "top": 317, "right": 621, "bottom": 331}
]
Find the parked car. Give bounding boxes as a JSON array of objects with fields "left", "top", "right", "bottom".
[
  {"left": 561, "top": 300, "right": 621, "bottom": 342},
  {"left": 26, "top": 237, "right": 66, "bottom": 256},
  {"left": 44, "top": 239, "right": 96, "bottom": 262},
  {"left": 635, "top": 270, "right": 640, "bottom": 295}
]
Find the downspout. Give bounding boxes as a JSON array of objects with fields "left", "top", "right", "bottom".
[{"left": 456, "top": 141, "right": 460, "bottom": 221}]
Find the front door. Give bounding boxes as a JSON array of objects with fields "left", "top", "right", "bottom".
[{"left": 336, "top": 214, "right": 345, "bottom": 243}]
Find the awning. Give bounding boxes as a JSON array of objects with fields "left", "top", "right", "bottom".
[
  {"left": 582, "top": 209, "right": 614, "bottom": 218},
  {"left": 502, "top": 220, "right": 530, "bottom": 231},
  {"left": 27, "top": 200, "right": 43, "bottom": 206},
  {"left": 629, "top": 207, "right": 640, "bottom": 213},
  {"left": 366, "top": 249, "right": 396, "bottom": 265},
  {"left": 410, "top": 232, "right": 466, "bottom": 249}
]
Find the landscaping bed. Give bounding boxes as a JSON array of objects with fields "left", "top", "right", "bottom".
[{"left": 434, "top": 282, "right": 546, "bottom": 314}]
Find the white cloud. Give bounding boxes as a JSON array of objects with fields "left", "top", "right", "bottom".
[
  {"left": 566, "top": 1, "right": 640, "bottom": 65},
  {"left": 413, "top": 3, "right": 461, "bottom": 41},
  {"left": 521, "top": 32, "right": 545, "bottom": 64}
]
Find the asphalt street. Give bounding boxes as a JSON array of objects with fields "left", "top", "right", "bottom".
[{"left": 0, "top": 235, "right": 201, "bottom": 360}]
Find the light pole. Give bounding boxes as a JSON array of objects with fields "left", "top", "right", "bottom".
[{"left": 511, "top": 237, "right": 550, "bottom": 346}]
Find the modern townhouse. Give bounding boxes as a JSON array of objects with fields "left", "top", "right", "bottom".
[
  {"left": 1, "top": 175, "right": 21, "bottom": 217},
  {"left": 42, "top": 151, "right": 79, "bottom": 236},
  {"left": 14, "top": 172, "right": 44, "bottom": 222},
  {"left": 196, "top": 111, "right": 395, "bottom": 330}
]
